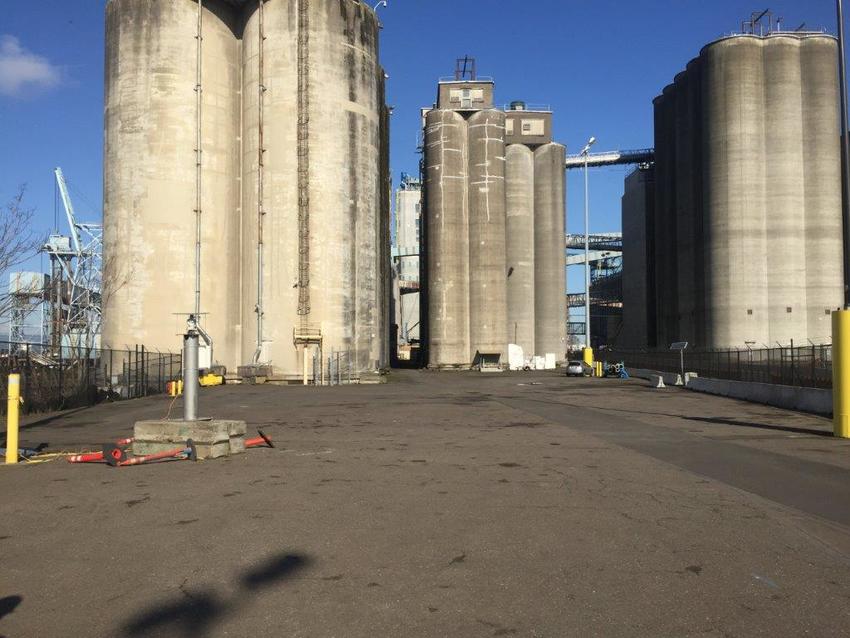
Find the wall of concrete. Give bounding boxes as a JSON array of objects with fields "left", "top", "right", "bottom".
[{"left": 686, "top": 376, "right": 832, "bottom": 416}]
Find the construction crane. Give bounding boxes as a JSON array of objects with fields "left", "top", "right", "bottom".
[{"left": 41, "top": 167, "right": 103, "bottom": 354}]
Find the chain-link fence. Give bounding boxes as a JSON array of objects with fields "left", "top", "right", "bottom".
[
  {"left": 602, "top": 343, "right": 832, "bottom": 389},
  {"left": 0, "top": 341, "right": 181, "bottom": 415}
]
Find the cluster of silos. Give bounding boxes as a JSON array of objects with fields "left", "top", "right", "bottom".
[
  {"left": 423, "top": 89, "right": 566, "bottom": 368},
  {"left": 623, "top": 33, "right": 843, "bottom": 350},
  {"left": 102, "top": 0, "right": 389, "bottom": 379}
]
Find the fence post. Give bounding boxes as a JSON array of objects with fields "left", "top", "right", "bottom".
[
  {"left": 141, "top": 345, "right": 147, "bottom": 397},
  {"left": 58, "top": 343, "right": 64, "bottom": 410}
]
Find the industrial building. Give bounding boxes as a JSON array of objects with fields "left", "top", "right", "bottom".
[
  {"left": 102, "top": 0, "right": 390, "bottom": 381},
  {"left": 621, "top": 28, "right": 844, "bottom": 350},
  {"left": 422, "top": 63, "right": 566, "bottom": 368},
  {"left": 392, "top": 173, "right": 421, "bottom": 359}
]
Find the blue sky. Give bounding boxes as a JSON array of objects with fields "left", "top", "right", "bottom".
[{"left": 0, "top": 0, "right": 844, "bottom": 294}]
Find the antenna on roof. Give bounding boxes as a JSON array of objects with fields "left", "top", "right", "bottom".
[{"left": 454, "top": 56, "right": 477, "bottom": 81}]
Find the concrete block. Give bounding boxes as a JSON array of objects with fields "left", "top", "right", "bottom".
[
  {"left": 134, "top": 420, "right": 229, "bottom": 445},
  {"left": 133, "top": 419, "right": 248, "bottom": 459}
]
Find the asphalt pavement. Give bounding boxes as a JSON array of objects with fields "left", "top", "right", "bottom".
[{"left": 1, "top": 370, "right": 849, "bottom": 637}]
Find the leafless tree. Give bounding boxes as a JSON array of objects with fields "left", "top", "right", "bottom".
[{"left": 0, "top": 185, "right": 46, "bottom": 319}]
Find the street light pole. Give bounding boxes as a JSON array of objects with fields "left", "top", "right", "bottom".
[
  {"left": 838, "top": 0, "right": 850, "bottom": 308},
  {"left": 833, "top": 0, "right": 850, "bottom": 438},
  {"left": 581, "top": 137, "right": 596, "bottom": 358}
]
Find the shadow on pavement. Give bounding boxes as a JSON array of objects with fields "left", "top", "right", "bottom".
[
  {"left": 681, "top": 415, "right": 833, "bottom": 437},
  {"left": 0, "top": 595, "right": 22, "bottom": 621},
  {"left": 121, "top": 552, "right": 311, "bottom": 637},
  {"left": 566, "top": 402, "right": 832, "bottom": 438}
]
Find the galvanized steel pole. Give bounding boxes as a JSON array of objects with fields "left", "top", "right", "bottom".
[
  {"left": 194, "top": 0, "right": 203, "bottom": 318},
  {"left": 183, "top": 327, "right": 199, "bottom": 422}
]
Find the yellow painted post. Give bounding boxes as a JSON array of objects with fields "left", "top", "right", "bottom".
[
  {"left": 595, "top": 361, "right": 603, "bottom": 377},
  {"left": 582, "top": 347, "right": 594, "bottom": 368},
  {"left": 6, "top": 373, "right": 21, "bottom": 464},
  {"left": 833, "top": 310, "right": 850, "bottom": 438}
]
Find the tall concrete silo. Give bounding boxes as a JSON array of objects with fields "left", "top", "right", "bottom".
[
  {"left": 241, "top": 0, "right": 384, "bottom": 377},
  {"left": 763, "top": 37, "right": 807, "bottom": 345},
  {"left": 505, "top": 144, "right": 535, "bottom": 355},
  {"left": 635, "top": 29, "right": 843, "bottom": 351},
  {"left": 651, "top": 85, "right": 679, "bottom": 348},
  {"left": 701, "top": 37, "right": 770, "bottom": 347},
  {"left": 802, "top": 37, "right": 844, "bottom": 343},
  {"left": 533, "top": 143, "right": 567, "bottom": 358},
  {"left": 672, "top": 63, "right": 702, "bottom": 346},
  {"left": 103, "top": 0, "right": 388, "bottom": 380},
  {"left": 424, "top": 110, "right": 470, "bottom": 366},
  {"left": 620, "top": 168, "right": 655, "bottom": 349},
  {"left": 103, "top": 0, "right": 242, "bottom": 368},
  {"left": 468, "top": 110, "right": 508, "bottom": 361}
]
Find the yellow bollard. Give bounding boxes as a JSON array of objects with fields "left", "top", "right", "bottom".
[
  {"left": 582, "top": 347, "right": 594, "bottom": 368},
  {"left": 595, "top": 361, "right": 603, "bottom": 378},
  {"left": 833, "top": 310, "right": 850, "bottom": 438},
  {"left": 6, "top": 373, "right": 21, "bottom": 464}
]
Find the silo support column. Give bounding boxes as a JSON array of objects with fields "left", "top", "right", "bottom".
[{"left": 833, "top": 310, "right": 850, "bottom": 438}]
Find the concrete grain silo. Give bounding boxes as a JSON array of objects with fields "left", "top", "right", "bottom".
[
  {"left": 103, "top": 0, "right": 389, "bottom": 381},
  {"left": 801, "top": 38, "right": 844, "bottom": 343},
  {"left": 532, "top": 143, "right": 567, "bottom": 358},
  {"left": 103, "top": 0, "right": 242, "bottom": 368},
  {"left": 505, "top": 144, "right": 535, "bottom": 354},
  {"left": 620, "top": 168, "right": 655, "bottom": 349},
  {"left": 627, "top": 29, "right": 843, "bottom": 350},
  {"left": 467, "top": 110, "right": 508, "bottom": 362},
  {"left": 424, "top": 109, "right": 470, "bottom": 366}
]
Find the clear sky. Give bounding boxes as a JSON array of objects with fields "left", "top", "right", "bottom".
[{"left": 0, "top": 0, "right": 844, "bottom": 288}]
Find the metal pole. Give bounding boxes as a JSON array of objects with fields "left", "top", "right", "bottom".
[
  {"left": 584, "top": 153, "right": 591, "bottom": 350},
  {"left": 194, "top": 0, "right": 203, "bottom": 317},
  {"left": 254, "top": 0, "right": 266, "bottom": 362},
  {"left": 183, "top": 329, "right": 199, "bottom": 422},
  {"left": 838, "top": 0, "right": 850, "bottom": 307}
]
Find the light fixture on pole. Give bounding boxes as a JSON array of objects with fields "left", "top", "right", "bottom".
[{"left": 581, "top": 136, "right": 596, "bottom": 359}]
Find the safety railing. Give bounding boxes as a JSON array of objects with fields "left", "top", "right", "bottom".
[
  {"left": 0, "top": 341, "right": 181, "bottom": 415},
  {"left": 602, "top": 343, "right": 833, "bottom": 389}
]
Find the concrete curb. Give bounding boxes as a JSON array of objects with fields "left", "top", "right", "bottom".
[{"left": 685, "top": 377, "right": 832, "bottom": 416}]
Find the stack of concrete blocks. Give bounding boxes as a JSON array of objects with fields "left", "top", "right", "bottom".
[{"left": 133, "top": 419, "right": 248, "bottom": 459}]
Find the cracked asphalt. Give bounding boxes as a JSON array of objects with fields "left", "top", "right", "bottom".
[{"left": 2, "top": 370, "right": 850, "bottom": 637}]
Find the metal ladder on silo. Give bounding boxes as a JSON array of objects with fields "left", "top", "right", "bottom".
[{"left": 297, "top": 0, "right": 311, "bottom": 322}]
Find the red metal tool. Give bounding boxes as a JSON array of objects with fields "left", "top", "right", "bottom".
[
  {"left": 67, "top": 437, "right": 134, "bottom": 464},
  {"left": 115, "top": 440, "right": 197, "bottom": 467},
  {"left": 245, "top": 429, "right": 275, "bottom": 449}
]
